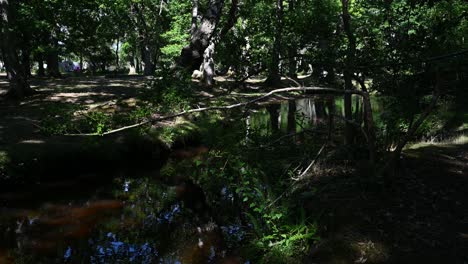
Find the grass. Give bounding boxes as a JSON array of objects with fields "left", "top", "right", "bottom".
[{"left": 407, "top": 134, "right": 468, "bottom": 150}]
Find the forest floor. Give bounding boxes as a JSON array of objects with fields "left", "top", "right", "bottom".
[
  {"left": 0, "top": 75, "right": 293, "bottom": 146},
  {"left": 0, "top": 75, "right": 152, "bottom": 144},
  {"left": 1, "top": 76, "right": 467, "bottom": 263},
  {"left": 308, "top": 140, "right": 468, "bottom": 263}
]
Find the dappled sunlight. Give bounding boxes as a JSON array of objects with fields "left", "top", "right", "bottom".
[
  {"left": 0, "top": 0, "right": 466, "bottom": 261},
  {"left": 19, "top": 140, "right": 46, "bottom": 144},
  {"left": 408, "top": 134, "right": 468, "bottom": 150}
]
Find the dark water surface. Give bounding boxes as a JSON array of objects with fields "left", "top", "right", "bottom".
[{"left": 0, "top": 96, "right": 365, "bottom": 263}]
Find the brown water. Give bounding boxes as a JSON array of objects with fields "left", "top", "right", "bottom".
[
  {"left": 0, "top": 150, "right": 240, "bottom": 263},
  {"left": 0, "top": 96, "right": 344, "bottom": 263}
]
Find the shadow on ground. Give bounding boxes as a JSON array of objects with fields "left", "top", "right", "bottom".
[{"left": 304, "top": 143, "right": 468, "bottom": 263}]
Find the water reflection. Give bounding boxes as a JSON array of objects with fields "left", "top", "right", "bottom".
[
  {"left": 0, "top": 97, "right": 341, "bottom": 263},
  {"left": 247, "top": 96, "right": 342, "bottom": 137}
]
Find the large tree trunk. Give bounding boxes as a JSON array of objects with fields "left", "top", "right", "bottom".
[
  {"left": 0, "top": 0, "right": 33, "bottom": 99},
  {"left": 21, "top": 46, "right": 31, "bottom": 77},
  {"left": 265, "top": 0, "right": 283, "bottom": 87},
  {"left": 46, "top": 49, "right": 60, "bottom": 77},
  {"left": 131, "top": 3, "right": 156, "bottom": 76},
  {"left": 141, "top": 45, "right": 155, "bottom": 76},
  {"left": 287, "top": 0, "right": 297, "bottom": 78},
  {"left": 191, "top": 0, "right": 198, "bottom": 35},
  {"left": 178, "top": 0, "right": 225, "bottom": 71},
  {"left": 341, "top": 0, "right": 356, "bottom": 145},
  {"left": 202, "top": 41, "right": 215, "bottom": 86},
  {"left": 200, "top": 0, "right": 238, "bottom": 86},
  {"left": 267, "top": 104, "right": 280, "bottom": 132}
]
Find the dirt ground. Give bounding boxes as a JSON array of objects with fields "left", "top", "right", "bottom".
[
  {"left": 308, "top": 142, "right": 468, "bottom": 263},
  {"left": 0, "top": 76, "right": 152, "bottom": 145}
]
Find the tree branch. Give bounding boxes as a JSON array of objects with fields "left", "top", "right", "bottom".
[{"left": 66, "top": 86, "right": 368, "bottom": 137}]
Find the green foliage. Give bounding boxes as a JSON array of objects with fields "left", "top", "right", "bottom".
[
  {"left": 85, "top": 111, "right": 112, "bottom": 135},
  {"left": 180, "top": 145, "right": 319, "bottom": 262},
  {"left": 39, "top": 104, "right": 83, "bottom": 135},
  {"left": 159, "top": 1, "right": 191, "bottom": 66}
]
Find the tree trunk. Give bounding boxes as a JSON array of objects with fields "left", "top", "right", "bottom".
[
  {"left": 0, "top": 0, "right": 33, "bottom": 99},
  {"left": 79, "top": 55, "right": 83, "bottom": 71},
  {"left": 343, "top": 73, "right": 354, "bottom": 144},
  {"left": 200, "top": 0, "right": 238, "bottom": 86},
  {"left": 287, "top": 0, "right": 297, "bottom": 78},
  {"left": 141, "top": 45, "right": 155, "bottom": 76},
  {"left": 326, "top": 97, "right": 336, "bottom": 140},
  {"left": 135, "top": 56, "right": 141, "bottom": 73},
  {"left": 46, "top": 50, "right": 60, "bottom": 77},
  {"left": 21, "top": 47, "right": 31, "bottom": 77},
  {"left": 178, "top": 0, "right": 225, "bottom": 71},
  {"left": 191, "top": 0, "right": 198, "bottom": 35},
  {"left": 115, "top": 38, "right": 120, "bottom": 67},
  {"left": 265, "top": 0, "right": 283, "bottom": 87},
  {"left": 267, "top": 104, "right": 280, "bottom": 132},
  {"left": 341, "top": 0, "right": 356, "bottom": 145},
  {"left": 132, "top": 3, "right": 155, "bottom": 76},
  {"left": 37, "top": 57, "right": 45, "bottom": 76},
  {"left": 202, "top": 41, "right": 215, "bottom": 86},
  {"left": 287, "top": 99, "right": 296, "bottom": 134}
]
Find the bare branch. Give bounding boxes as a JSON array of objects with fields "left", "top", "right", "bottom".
[{"left": 66, "top": 86, "right": 368, "bottom": 137}]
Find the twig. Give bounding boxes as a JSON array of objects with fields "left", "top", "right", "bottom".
[
  {"left": 294, "top": 143, "right": 327, "bottom": 180},
  {"left": 265, "top": 142, "right": 328, "bottom": 209}
]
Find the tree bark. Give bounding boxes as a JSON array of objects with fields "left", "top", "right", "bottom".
[
  {"left": 341, "top": 0, "right": 356, "bottom": 145},
  {"left": 115, "top": 38, "right": 120, "bottom": 67},
  {"left": 265, "top": 0, "right": 283, "bottom": 87},
  {"left": 141, "top": 45, "right": 155, "bottom": 76},
  {"left": 0, "top": 0, "right": 33, "bottom": 99},
  {"left": 287, "top": 99, "right": 296, "bottom": 134},
  {"left": 132, "top": 2, "right": 156, "bottom": 76},
  {"left": 46, "top": 49, "right": 60, "bottom": 77},
  {"left": 37, "top": 57, "right": 45, "bottom": 76},
  {"left": 21, "top": 46, "right": 31, "bottom": 77},
  {"left": 326, "top": 97, "right": 336, "bottom": 140},
  {"left": 202, "top": 41, "right": 215, "bottom": 86},
  {"left": 135, "top": 56, "right": 140, "bottom": 73},
  {"left": 191, "top": 0, "right": 198, "bottom": 35},
  {"left": 200, "top": 0, "right": 238, "bottom": 86},
  {"left": 79, "top": 54, "right": 83, "bottom": 72},
  {"left": 179, "top": 0, "right": 225, "bottom": 71},
  {"left": 287, "top": 0, "right": 297, "bottom": 78},
  {"left": 268, "top": 104, "right": 280, "bottom": 132}
]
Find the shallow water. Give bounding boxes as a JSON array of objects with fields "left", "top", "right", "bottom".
[{"left": 0, "top": 96, "right": 358, "bottom": 263}]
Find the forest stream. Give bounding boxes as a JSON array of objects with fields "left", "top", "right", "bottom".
[{"left": 0, "top": 97, "right": 342, "bottom": 264}]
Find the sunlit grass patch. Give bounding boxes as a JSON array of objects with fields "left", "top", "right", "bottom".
[{"left": 407, "top": 134, "right": 468, "bottom": 150}]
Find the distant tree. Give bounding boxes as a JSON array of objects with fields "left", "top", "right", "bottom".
[{"left": 0, "top": 0, "right": 33, "bottom": 99}]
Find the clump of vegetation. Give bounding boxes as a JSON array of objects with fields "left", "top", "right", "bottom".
[{"left": 0, "top": 151, "right": 11, "bottom": 180}]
